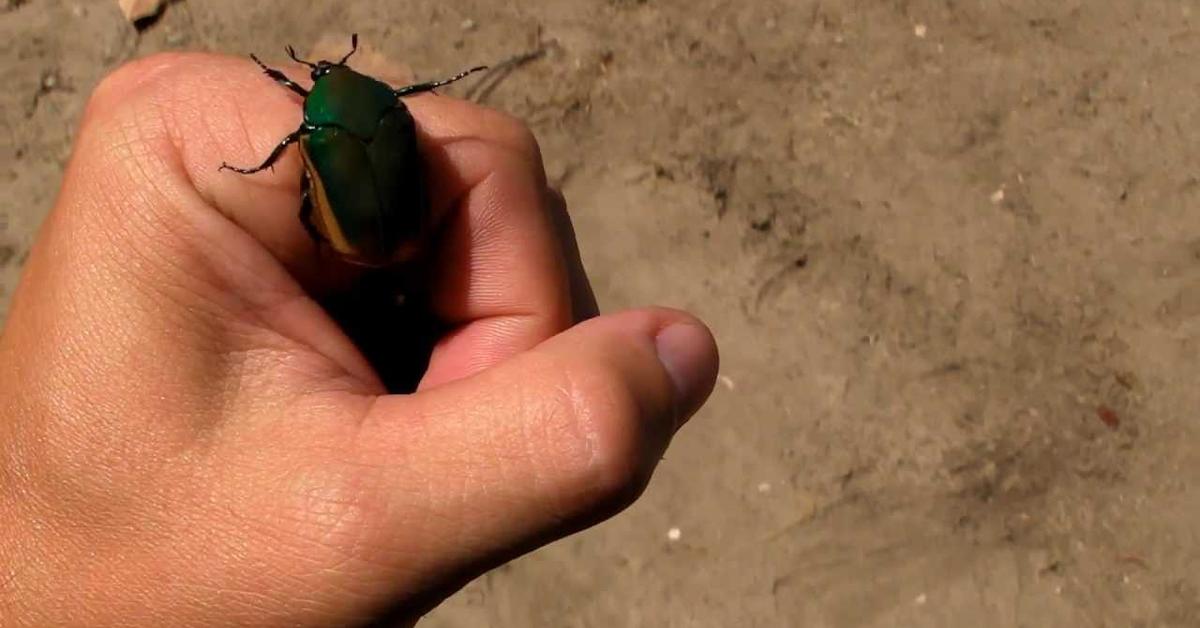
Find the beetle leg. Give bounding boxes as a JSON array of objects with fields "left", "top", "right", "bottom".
[
  {"left": 393, "top": 66, "right": 489, "bottom": 97},
  {"left": 219, "top": 127, "right": 309, "bottom": 175},
  {"left": 251, "top": 54, "right": 308, "bottom": 97}
]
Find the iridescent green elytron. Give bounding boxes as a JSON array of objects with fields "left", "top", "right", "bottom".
[{"left": 220, "top": 34, "right": 486, "bottom": 267}]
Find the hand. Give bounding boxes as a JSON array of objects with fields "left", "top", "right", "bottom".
[{"left": 0, "top": 53, "right": 718, "bottom": 627}]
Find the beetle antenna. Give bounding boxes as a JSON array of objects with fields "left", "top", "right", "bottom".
[
  {"left": 286, "top": 45, "right": 318, "bottom": 69},
  {"left": 338, "top": 33, "right": 359, "bottom": 65}
]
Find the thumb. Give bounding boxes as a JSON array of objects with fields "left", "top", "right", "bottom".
[{"left": 361, "top": 308, "right": 718, "bottom": 597}]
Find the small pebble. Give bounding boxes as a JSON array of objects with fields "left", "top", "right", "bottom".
[
  {"left": 460, "top": 18, "right": 477, "bottom": 31},
  {"left": 757, "top": 482, "right": 771, "bottom": 494},
  {"left": 990, "top": 187, "right": 1006, "bottom": 204},
  {"left": 667, "top": 527, "right": 682, "bottom": 542},
  {"left": 914, "top": 593, "right": 927, "bottom": 605},
  {"left": 117, "top": 0, "right": 164, "bottom": 22},
  {"left": 914, "top": 24, "right": 928, "bottom": 38}
]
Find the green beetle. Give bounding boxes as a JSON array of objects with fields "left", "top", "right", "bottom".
[{"left": 221, "top": 35, "right": 485, "bottom": 267}]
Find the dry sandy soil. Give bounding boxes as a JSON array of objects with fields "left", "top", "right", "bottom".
[{"left": 3, "top": 1, "right": 1200, "bottom": 626}]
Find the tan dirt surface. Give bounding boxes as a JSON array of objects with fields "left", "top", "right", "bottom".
[{"left": 3, "top": 1, "right": 1199, "bottom": 626}]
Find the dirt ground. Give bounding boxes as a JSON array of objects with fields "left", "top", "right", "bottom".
[{"left": 4, "top": 1, "right": 1199, "bottom": 626}]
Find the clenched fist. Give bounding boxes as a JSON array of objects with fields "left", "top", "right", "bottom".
[{"left": 0, "top": 53, "right": 718, "bottom": 627}]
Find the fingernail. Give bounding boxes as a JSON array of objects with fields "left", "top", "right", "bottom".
[{"left": 654, "top": 322, "right": 719, "bottom": 428}]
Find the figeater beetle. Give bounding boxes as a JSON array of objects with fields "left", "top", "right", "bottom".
[{"left": 221, "top": 34, "right": 485, "bottom": 267}]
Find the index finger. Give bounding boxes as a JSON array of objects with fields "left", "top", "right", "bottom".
[{"left": 404, "top": 96, "right": 575, "bottom": 388}]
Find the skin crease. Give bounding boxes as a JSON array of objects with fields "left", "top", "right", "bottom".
[{"left": 0, "top": 53, "right": 719, "bottom": 627}]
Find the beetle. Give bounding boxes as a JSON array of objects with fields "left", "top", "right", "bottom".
[{"left": 220, "top": 34, "right": 485, "bottom": 267}]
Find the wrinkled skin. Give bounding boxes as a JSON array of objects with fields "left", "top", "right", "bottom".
[{"left": 0, "top": 54, "right": 718, "bottom": 627}]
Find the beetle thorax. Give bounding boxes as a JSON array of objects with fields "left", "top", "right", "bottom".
[{"left": 303, "top": 66, "right": 401, "bottom": 139}]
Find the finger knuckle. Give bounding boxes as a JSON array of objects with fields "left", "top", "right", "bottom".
[
  {"left": 551, "top": 361, "right": 653, "bottom": 507},
  {"left": 491, "top": 110, "right": 543, "bottom": 165},
  {"left": 86, "top": 53, "right": 191, "bottom": 122}
]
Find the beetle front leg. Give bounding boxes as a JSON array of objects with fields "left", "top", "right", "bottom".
[
  {"left": 219, "top": 127, "right": 309, "bottom": 175},
  {"left": 251, "top": 54, "right": 309, "bottom": 97},
  {"left": 393, "top": 66, "right": 488, "bottom": 97}
]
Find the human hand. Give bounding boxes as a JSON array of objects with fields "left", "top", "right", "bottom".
[{"left": 0, "top": 53, "right": 717, "bottom": 627}]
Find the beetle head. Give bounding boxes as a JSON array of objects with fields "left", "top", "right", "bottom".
[
  {"left": 286, "top": 34, "right": 358, "bottom": 81},
  {"left": 310, "top": 60, "right": 337, "bottom": 80}
]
